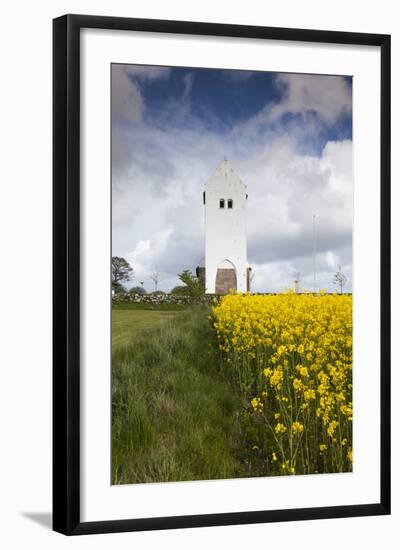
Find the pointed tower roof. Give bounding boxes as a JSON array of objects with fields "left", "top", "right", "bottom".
[
  {"left": 207, "top": 158, "right": 246, "bottom": 188},
  {"left": 214, "top": 158, "right": 235, "bottom": 177}
]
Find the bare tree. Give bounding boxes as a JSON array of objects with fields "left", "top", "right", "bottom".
[
  {"left": 293, "top": 271, "right": 301, "bottom": 294},
  {"left": 150, "top": 272, "right": 160, "bottom": 292},
  {"left": 333, "top": 266, "right": 347, "bottom": 294}
]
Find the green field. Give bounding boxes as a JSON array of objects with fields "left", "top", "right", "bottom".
[
  {"left": 112, "top": 309, "right": 181, "bottom": 348},
  {"left": 111, "top": 305, "right": 255, "bottom": 484}
]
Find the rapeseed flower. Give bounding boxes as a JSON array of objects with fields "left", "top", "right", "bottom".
[
  {"left": 275, "top": 423, "right": 287, "bottom": 434},
  {"left": 212, "top": 292, "right": 352, "bottom": 476}
]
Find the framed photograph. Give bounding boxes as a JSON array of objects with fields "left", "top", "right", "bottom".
[{"left": 53, "top": 14, "right": 390, "bottom": 535}]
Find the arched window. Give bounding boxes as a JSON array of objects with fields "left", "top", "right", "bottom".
[
  {"left": 219, "top": 198, "right": 225, "bottom": 209},
  {"left": 227, "top": 199, "right": 233, "bottom": 209}
]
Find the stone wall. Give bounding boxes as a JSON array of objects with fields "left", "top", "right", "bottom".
[
  {"left": 112, "top": 292, "right": 220, "bottom": 306},
  {"left": 246, "top": 267, "right": 252, "bottom": 292},
  {"left": 195, "top": 266, "right": 206, "bottom": 290}
]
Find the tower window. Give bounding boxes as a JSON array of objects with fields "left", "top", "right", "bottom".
[
  {"left": 227, "top": 199, "right": 233, "bottom": 209},
  {"left": 219, "top": 199, "right": 225, "bottom": 209}
]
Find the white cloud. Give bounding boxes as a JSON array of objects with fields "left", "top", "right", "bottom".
[
  {"left": 326, "top": 251, "right": 340, "bottom": 270},
  {"left": 111, "top": 65, "right": 170, "bottom": 124},
  {"left": 112, "top": 66, "right": 143, "bottom": 124},
  {"left": 182, "top": 72, "right": 194, "bottom": 100},
  {"left": 269, "top": 73, "right": 352, "bottom": 124},
  {"left": 125, "top": 65, "right": 170, "bottom": 81}
]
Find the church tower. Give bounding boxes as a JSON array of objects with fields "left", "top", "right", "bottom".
[{"left": 198, "top": 159, "right": 250, "bottom": 294}]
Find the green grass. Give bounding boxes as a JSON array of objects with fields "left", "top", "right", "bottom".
[
  {"left": 112, "top": 309, "right": 181, "bottom": 348},
  {"left": 112, "top": 306, "right": 248, "bottom": 484}
]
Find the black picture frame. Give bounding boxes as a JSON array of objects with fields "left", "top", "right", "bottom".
[{"left": 53, "top": 14, "right": 391, "bottom": 536}]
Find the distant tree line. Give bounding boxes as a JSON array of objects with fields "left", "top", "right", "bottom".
[{"left": 112, "top": 256, "right": 204, "bottom": 297}]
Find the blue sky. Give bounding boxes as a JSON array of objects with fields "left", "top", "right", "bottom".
[
  {"left": 139, "top": 68, "right": 352, "bottom": 147},
  {"left": 112, "top": 64, "right": 353, "bottom": 293}
]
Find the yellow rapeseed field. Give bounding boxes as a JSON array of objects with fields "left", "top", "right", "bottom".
[{"left": 212, "top": 292, "right": 352, "bottom": 476}]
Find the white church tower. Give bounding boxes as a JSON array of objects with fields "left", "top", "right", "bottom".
[{"left": 197, "top": 159, "right": 251, "bottom": 294}]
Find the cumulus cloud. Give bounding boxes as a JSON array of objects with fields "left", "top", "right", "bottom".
[
  {"left": 268, "top": 73, "right": 352, "bottom": 124},
  {"left": 111, "top": 64, "right": 170, "bottom": 124},
  {"left": 112, "top": 68, "right": 353, "bottom": 293},
  {"left": 112, "top": 66, "right": 143, "bottom": 124}
]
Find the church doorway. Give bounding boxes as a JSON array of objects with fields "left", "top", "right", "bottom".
[{"left": 215, "top": 259, "right": 237, "bottom": 294}]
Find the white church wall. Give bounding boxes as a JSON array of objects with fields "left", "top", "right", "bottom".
[{"left": 204, "top": 161, "right": 248, "bottom": 293}]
